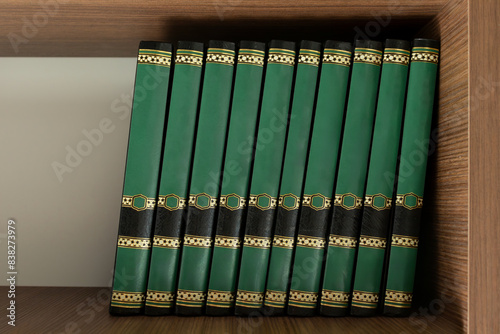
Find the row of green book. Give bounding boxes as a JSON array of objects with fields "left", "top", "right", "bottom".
[{"left": 109, "top": 38, "right": 439, "bottom": 317}]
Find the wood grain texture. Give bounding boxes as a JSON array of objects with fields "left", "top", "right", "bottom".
[
  {"left": 469, "top": 0, "right": 500, "bottom": 333},
  {"left": 0, "top": 287, "right": 462, "bottom": 334},
  {"left": 0, "top": 0, "right": 445, "bottom": 56}
]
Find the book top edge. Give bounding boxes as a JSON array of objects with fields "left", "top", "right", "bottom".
[
  {"left": 385, "top": 39, "right": 411, "bottom": 51},
  {"left": 324, "top": 40, "right": 352, "bottom": 52},
  {"left": 354, "top": 40, "right": 383, "bottom": 51},
  {"left": 300, "top": 40, "right": 322, "bottom": 51},
  {"left": 209, "top": 40, "right": 236, "bottom": 51},
  {"left": 413, "top": 38, "right": 440, "bottom": 50},
  {"left": 177, "top": 41, "right": 204, "bottom": 52},
  {"left": 239, "top": 41, "right": 266, "bottom": 51},
  {"left": 139, "top": 41, "right": 172, "bottom": 52},
  {"left": 269, "top": 40, "right": 296, "bottom": 51}
]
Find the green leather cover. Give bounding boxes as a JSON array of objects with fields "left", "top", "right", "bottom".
[
  {"left": 350, "top": 39, "right": 411, "bottom": 316},
  {"left": 110, "top": 41, "right": 172, "bottom": 315},
  {"left": 144, "top": 41, "right": 204, "bottom": 315},
  {"left": 206, "top": 41, "right": 266, "bottom": 315},
  {"left": 263, "top": 40, "right": 321, "bottom": 314},
  {"left": 383, "top": 39, "right": 439, "bottom": 316},
  {"left": 287, "top": 41, "right": 352, "bottom": 316},
  {"left": 235, "top": 40, "right": 296, "bottom": 315},
  {"left": 320, "top": 40, "right": 383, "bottom": 317},
  {"left": 175, "top": 40, "right": 236, "bottom": 315}
]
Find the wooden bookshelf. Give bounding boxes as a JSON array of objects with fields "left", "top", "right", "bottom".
[{"left": 2, "top": 0, "right": 498, "bottom": 333}]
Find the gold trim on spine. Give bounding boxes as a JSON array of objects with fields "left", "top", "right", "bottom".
[
  {"left": 411, "top": 51, "right": 439, "bottom": 64},
  {"left": 117, "top": 236, "right": 151, "bottom": 249},
  {"left": 146, "top": 290, "right": 175, "bottom": 304},
  {"left": 138, "top": 53, "right": 171, "bottom": 67},
  {"left": 268, "top": 52, "right": 295, "bottom": 66},
  {"left": 364, "top": 194, "right": 392, "bottom": 210},
  {"left": 289, "top": 290, "right": 318, "bottom": 307},
  {"left": 175, "top": 53, "right": 203, "bottom": 66},
  {"left": 272, "top": 235, "right": 294, "bottom": 249},
  {"left": 265, "top": 289, "right": 287, "bottom": 307},
  {"left": 214, "top": 235, "right": 241, "bottom": 249},
  {"left": 243, "top": 235, "right": 271, "bottom": 249},
  {"left": 395, "top": 193, "right": 423, "bottom": 210},
  {"left": 238, "top": 53, "right": 265, "bottom": 66},
  {"left": 157, "top": 194, "right": 186, "bottom": 211},
  {"left": 352, "top": 290, "right": 379, "bottom": 308},
  {"left": 321, "top": 289, "right": 350, "bottom": 306},
  {"left": 183, "top": 234, "right": 213, "bottom": 248},
  {"left": 189, "top": 193, "right": 217, "bottom": 210},
  {"left": 391, "top": 235, "right": 419, "bottom": 248},
  {"left": 122, "top": 194, "right": 156, "bottom": 211},
  {"left": 278, "top": 193, "right": 300, "bottom": 210},
  {"left": 302, "top": 193, "right": 332, "bottom": 211},
  {"left": 385, "top": 289, "right": 412, "bottom": 307},
  {"left": 298, "top": 53, "right": 320, "bottom": 66},
  {"left": 207, "top": 52, "right": 235, "bottom": 65},
  {"left": 328, "top": 234, "right": 357, "bottom": 248},
  {"left": 111, "top": 291, "right": 145, "bottom": 305},
  {"left": 176, "top": 289, "right": 206, "bottom": 305},
  {"left": 236, "top": 290, "right": 264, "bottom": 307},
  {"left": 220, "top": 194, "right": 246, "bottom": 210},
  {"left": 334, "top": 193, "right": 363, "bottom": 210},
  {"left": 207, "top": 289, "right": 234, "bottom": 304},
  {"left": 297, "top": 235, "right": 326, "bottom": 249},
  {"left": 354, "top": 51, "right": 382, "bottom": 65},
  {"left": 248, "top": 193, "right": 277, "bottom": 211},
  {"left": 383, "top": 52, "right": 410, "bottom": 65},
  {"left": 153, "top": 236, "right": 181, "bottom": 249},
  {"left": 359, "top": 235, "right": 387, "bottom": 249}
]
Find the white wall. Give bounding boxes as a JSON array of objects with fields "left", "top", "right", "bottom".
[{"left": 0, "top": 58, "right": 137, "bottom": 286}]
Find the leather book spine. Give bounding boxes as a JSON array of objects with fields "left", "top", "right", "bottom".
[
  {"left": 110, "top": 41, "right": 172, "bottom": 315},
  {"left": 175, "top": 40, "right": 236, "bottom": 316},
  {"left": 235, "top": 40, "right": 296, "bottom": 316},
  {"left": 206, "top": 41, "right": 266, "bottom": 316},
  {"left": 383, "top": 38, "right": 439, "bottom": 317},
  {"left": 144, "top": 41, "right": 204, "bottom": 316},
  {"left": 287, "top": 41, "right": 352, "bottom": 316}
]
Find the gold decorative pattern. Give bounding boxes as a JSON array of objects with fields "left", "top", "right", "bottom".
[
  {"left": 122, "top": 194, "right": 156, "bottom": 211},
  {"left": 321, "top": 289, "right": 350, "bottom": 307},
  {"left": 278, "top": 193, "right": 300, "bottom": 210},
  {"left": 328, "top": 234, "right": 357, "bottom": 248},
  {"left": 207, "top": 289, "right": 234, "bottom": 303},
  {"left": 383, "top": 52, "right": 410, "bottom": 65},
  {"left": 207, "top": 52, "right": 235, "bottom": 65},
  {"left": 297, "top": 235, "right": 326, "bottom": 249},
  {"left": 272, "top": 235, "right": 294, "bottom": 249},
  {"left": 323, "top": 53, "right": 351, "bottom": 66},
  {"left": 298, "top": 54, "right": 320, "bottom": 66},
  {"left": 157, "top": 194, "right": 186, "bottom": 211},
  {"left": 153, "top": 236, "right": 181, "bottom": 249},
  {"left": 334, "top": 193, "right": 363, "bottom": 210},
  {"left": 302, "top": 194, "right": 332, "bottom": 211},
  {"left": 236, "top": 290, "right": 264, "bottom": 307},
  {"left": 214, "top": 235, "right": 241, "bottom": 249},
  {"left": 385, "top": 289, "right": 412, "bottom": 308},
  {"left": 289, "top": 290, "right": 318, "bottom": 307},
  {"left": 354, "top": 50, "right": 382, "bottom": 65},
  {"left": 138, "top": 52, "right": 171, "bottom": 67},
  {"left": 268, "top": 51, "right": 295, "bottom": 66},
  {"left": 359, "top": 235, "right": 387, "bottom": 249},
  {"left": 175, "top": 53, "right": 203, "bottom": 67},
  {"left": 111, "top": 291, "right": 145, "bottom": 304},
  {"left": 248, "top": 194, "right": 277, "bottom": 211},
  {"left": 189, "top": 193, "right": 217, "bottom": 210},
  {"left": 183, "top": 235, "right": 213, "bottom": 248},
  {"left": 146, "top": 290, "right": 175, "bottom": 303},
  {"left": 117, "top": 236, "right": 151, "bottom": 249},
  {"left": 220, "top": 194, "right": 246, "bottom": 210},
  {"left": 352, "top": 290, "right": 379, "bottom": 308},
  {"left": 176, "top": 289, "right": 206, "bottom": 304},
  {"left": 264, "top": 289, "right": 287, "bottom": 307},
  {"left": 243, "top": 235, "right": 271, "bottom": 249},
  {"left": 391, "top": 235, "right": 419, "bottom": 248},
  {"left": 395, "top": 193, "right": 424, "bottom": 210},
  {"left": 364, "top": 194, "right": 392, "bottom": 211},
  {"left": 411, "top": 51, "right": 439, "bottom": 64},
  {"left": 238, "top": 52, "right": 265, "bottom": 66}
]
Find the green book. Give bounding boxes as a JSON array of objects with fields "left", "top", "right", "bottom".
[
  {"left": 383, "top": 38, "right": 439, "bottom": 316},
  {"left": 263, "top": 40, "right": 322, "bottom": 315},
  {"left": 287, "top": 41, "right": 352, "bottom": 316},
  {"left": 109, "top": 41, "right": 172, "bottom": 315},
  {"left": 205, "top": 41, "right": 266, "bottom": 316},
  {"left": 320, "top": 40, "right": 383, "bottom": 317},
  {"left": 235, "top": 40, "right": 296, "bottom": 316},
  {"left": 350, "top": 39, "right": 411, "bottom": 316},
  {"left": 175, "top": 40, "right": 236, "bottom": 316},
  {"left": 144, "top": 41, "right": 204, "bottom": 315}
]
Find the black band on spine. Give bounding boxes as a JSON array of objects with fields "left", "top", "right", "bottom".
[
  {"left": 118, "top": 208, "right": 155, "bottom": 238},
  {"left": 385, "top": 39, "right": 411, "bottom": 51},
  {"left": 300, "top": 40, "right": 322, "bottom": 51},
  {"left": 324, "top": 40, "right": 352, "bottom": 52},
  {"left": 240, "top": 40, "right": 266, "bottom": 51},
  {"left": 139, "top": 41, "right": 172, "bottom": 52},
  {"left": 269, "top": 40, "right": 296, "bottom": 51},
  {"left": 209, "top": 40, "right": 236, "bottom": 51},
  {"left": 177, "top": 41, "right": 204, "bottom": 52},
  {"left": 355, "top": 40, "right": 383, "bottom": 51},
  {"left": 413, "top": 38, "right": 440, "bottom": 49}
]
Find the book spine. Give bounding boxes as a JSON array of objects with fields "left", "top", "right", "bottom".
[
  {"left": 383, "top": 39, "right": 439, "bottom": 316},
  {"left": 350, "top": 39, "right": 411, "bottom": 316},
  {"left": 235, "top": 40, "right": 296, "bottom": 316},
  {"left": 263, "top": 40, "right": 322, "bottom": 314},
  {"left": 144, "top": 41, "right": 204, "bottom": 315},
  {"left": 206, "top": 41, "right": 266, "bottom": 316},
  {"left": 176, "top": 40, "right": 236, "bottom": 315},
  {"left": 319, "top": 40, "right": 383, "bottom": 317},
  {"left": 110, "top": 41, "right": 172, "bottom": 315},
  {"left": 287, "top": 41, "right": 352, "bottom": 316}
]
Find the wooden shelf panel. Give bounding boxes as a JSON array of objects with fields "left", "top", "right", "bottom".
[
  {"left": 0, "top": 0, "right": 446, "bottom": 56},
  {"left": 2, "top": 287, "right": 462, "bottom": 333}
]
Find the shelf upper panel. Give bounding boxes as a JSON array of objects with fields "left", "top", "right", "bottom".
[{"left": 0, "top": 0, "right": 445, "bottom": 56}]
